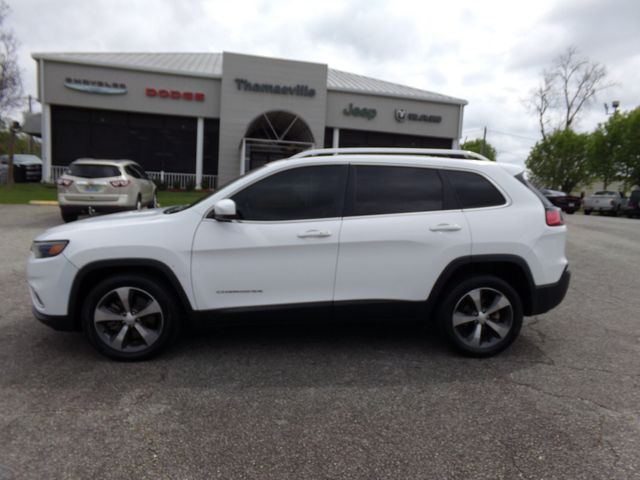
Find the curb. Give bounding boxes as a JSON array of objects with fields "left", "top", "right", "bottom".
[{"left": 29, "top": 200, "right": 59, "bottom": 206}]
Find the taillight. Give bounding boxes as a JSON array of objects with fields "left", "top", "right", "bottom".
[
  {"left": 56, "top": 178, "right": 73, "bottom": 187},
  {"left": 110, "top": 179, "right": 130, "bottom": 187},
  {"left": 545, "top": 207, "right": 564, "bottom": 226}
]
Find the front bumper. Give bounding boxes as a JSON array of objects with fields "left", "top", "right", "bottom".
[
  {"left": 528, "top": 266, "right": 571, "bottom": 315},
  {"left": 32, "top": 307, "right": 76, "bottom": 331}
]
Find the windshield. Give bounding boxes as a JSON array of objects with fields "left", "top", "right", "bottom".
[
  {"left": 68, "top": 164, "right": 121, "bottom": 178},
  {"left": 593, "top": 191, "right": 617, "bottom": 196},
  {"left": 164, "top": 165, "right": 270, "bottom": 214}
]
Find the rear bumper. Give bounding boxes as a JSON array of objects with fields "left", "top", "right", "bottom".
[
  {"left": 32, "top": 307, "right": 76, "bottom": 331},
  {"left": 528, "top": 266, "right": 571, "bottom": 315}
]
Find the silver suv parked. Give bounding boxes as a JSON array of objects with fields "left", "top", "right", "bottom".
[{"left": 56, "top": 159, "right": 157, "bottom": 223}]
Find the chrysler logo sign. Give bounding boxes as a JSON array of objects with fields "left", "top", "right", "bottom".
[
  {"left": 65, "top": 78, "right": 127, "bottom": 95},
  {"left": 394, "top": 109, "right": 442, "bottom": 124}
]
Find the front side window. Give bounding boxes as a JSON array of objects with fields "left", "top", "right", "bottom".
[
  {"left": 446, "top": 170, "right": 506, "bottom": 209},
  {"left": 231, "top": 165, "right": 348, "bottom": 221},
  {"left": 345, "top": 165, "right": 443, "bottom": 216}
]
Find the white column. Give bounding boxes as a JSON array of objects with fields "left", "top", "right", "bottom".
[
  {"left": 332, "top": 127, "right": 340, "bottom": 149},
  {"left": 41, "top": 103, "right": 52, "bottom": 183},
  {"left": 195, "top": 117, "right": 204, "bottom": 189},
  {"left": 239, "top": 138, "right": 246, "bottom": 175}
]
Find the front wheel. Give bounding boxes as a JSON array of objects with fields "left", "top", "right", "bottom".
[
  {"left": 81, "top": 274, "right": 180, "bottom": 361},
  {"left": 437, "top": 276, "right": 523, "bottom": 357}
]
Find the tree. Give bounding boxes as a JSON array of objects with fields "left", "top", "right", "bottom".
[
  {"left": 0, "top": 1, "right": 22, "bottom": 125},
  {"left": 587, "top": 107, "right": 640, "bottom": 191},
  {"left": 461, "top": 138, "right": 497, "bottom": 161},
  {"left": 526, "top": 129, "right": 590, "bottom": 193},
  {"left": 527, "top": 46, "right": 610, "bottom": 138}
]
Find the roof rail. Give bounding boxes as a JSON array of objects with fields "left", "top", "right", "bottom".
[{"left": 290, "top": 147, "right": 490, "bottom": 162}]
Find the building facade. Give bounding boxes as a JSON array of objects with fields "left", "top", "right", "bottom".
[{"left": 33, "top": 51, "right": 467, "bottom": 186}]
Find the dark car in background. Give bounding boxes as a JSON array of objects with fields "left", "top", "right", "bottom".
[
  {"left": 0, "top": 154, "right": 43, "bottom": 183},
  {"left": 539, "top": 188, "right": 582, "bottom": 214},
  {"left": 622, "top": 190, "right": 640, "bottom": 218}
]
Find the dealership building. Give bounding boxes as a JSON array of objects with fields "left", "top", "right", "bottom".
[{"left": 32, "top": 51, "right": 467, "bottom": 186}]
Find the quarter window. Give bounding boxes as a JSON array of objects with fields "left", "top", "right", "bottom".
[
  {"left": 446, "top": 170, "right": 506, "bottom": 209},
  {"left": 346, "top": 166, "right": 443, "bottom": 216},
  {"left": 231, "top": 165, "right": 348, "bottom": 221}
]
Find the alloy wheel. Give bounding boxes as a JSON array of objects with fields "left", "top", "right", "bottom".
[
  {"left": 93, "top": 287, "right": 164, "bottom": 353},
  {"left": 451, "top": 287, "right": 514, "bottom": 350}
]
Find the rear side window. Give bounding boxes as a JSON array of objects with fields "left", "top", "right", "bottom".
[
  {"left": 125, "top": 166, "right": 142, "bottom": 179},
  {"left": 232, "top": 165, "right": 348, "bottom": 221},
  {"left": 446, "top": 170, "right": 506, "bottom": 209},
  {"left": 515, "top": 173, "right": 552, "bottom": 207},
  {"left": 68, "top": 164, "right": 121, "bottom": 178},
  {"left": 346, "top": 166, "right": 443, "bottom": 216}
]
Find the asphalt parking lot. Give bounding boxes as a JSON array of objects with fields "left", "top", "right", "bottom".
[{"left": 0, "top": 205, "right": 639, "bottom": 480}]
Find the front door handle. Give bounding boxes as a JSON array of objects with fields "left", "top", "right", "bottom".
[
  {"left": 429, "top": 223, "right": 462, "bottom": 232},
  {"left": 297, "top": 229, "right": 332, "bottom": 238}
]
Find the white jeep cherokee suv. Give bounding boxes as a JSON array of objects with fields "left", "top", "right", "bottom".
[{"left": 27, "top": 148, "right": 570, "bottom": 361}]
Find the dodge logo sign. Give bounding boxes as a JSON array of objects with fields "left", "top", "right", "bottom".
[{"left": 146, "top": 88, "right": 205, "bottom": 102}]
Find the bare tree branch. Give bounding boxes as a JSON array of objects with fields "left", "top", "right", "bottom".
[{"left": 0, "top": 0, "right": 23, "bottom": 124}]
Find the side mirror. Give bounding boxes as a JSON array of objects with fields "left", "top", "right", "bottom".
[{"left": 212, "top": 199, "right": 237, "bottom": 222}]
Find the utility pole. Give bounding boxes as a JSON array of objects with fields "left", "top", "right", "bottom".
[
  {"left": 480, "top": 126, "right": 487, "bottom": 156},
  {"left": 7, "top": 121, "right": 20, "bottom": 186},
  {"left": 28, "top": 95, "right": 34, "bottom": 154}
]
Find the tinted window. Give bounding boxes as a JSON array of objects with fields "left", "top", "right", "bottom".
[
  {"left": 68, "top": 164, "right": 121, "bottom": 178},
  {"left": 125, "top": 166, "right": 142, "bottom": 179},
  {"left": 346, "top": 166, "right": 443, "bottom": 216},
  {"left": 446, "top": 170, "right": 506, "bottom": 209},
  {"left": 232, "top": 165, "right": 348, "bottom": 221}
]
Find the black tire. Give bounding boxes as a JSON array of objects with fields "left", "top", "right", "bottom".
[
  {"left": 60, "top": 208, "right": 78, "bottom": 223},
  {"left": 135, "top": 195, "right": 143, "bottom": 211},
  {"left": 584, "top": 210, "right": 591, "bottom": 215},
  {"left": 437, "top": 275, "right": 523, "bottom": 357},
  {"left": 150, "top": 192, "right": 158, "bottom": 208},
  {"left": 81, "top": 274, "right": 180, "bottom": 361}
]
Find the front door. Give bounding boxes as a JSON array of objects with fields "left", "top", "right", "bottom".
[{"left": 191, "top": 164, "right": 348, "bottom": 311}]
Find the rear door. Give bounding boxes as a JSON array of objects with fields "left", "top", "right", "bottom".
[{"left": 333, "top": 164, "right": 471, "bottom": 303}]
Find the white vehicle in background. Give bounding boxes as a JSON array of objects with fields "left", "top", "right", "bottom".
[
  {"left": 28, "top": 148, "right": 570, "bottom": 361},
  {"left": 583, "top": 191, "right": 627, "bottom": 216},
  {"left": 56, "top": 159, "right": 157, "bottom": 223}
]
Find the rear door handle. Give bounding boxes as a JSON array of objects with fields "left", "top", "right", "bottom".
[
  {"left": 297, "top": 229, "right": 332, "bottom": 238},
  {"left": 429, "top": 223, "right": 462, "bottom": 232}
]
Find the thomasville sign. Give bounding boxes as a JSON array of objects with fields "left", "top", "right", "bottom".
[{"left": 234, "top": 78, "right": 316, "bottom": 97}]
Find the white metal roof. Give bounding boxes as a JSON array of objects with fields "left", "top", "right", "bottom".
[{"left": 32, "top": 52, "right": 466, "bottom": 105}]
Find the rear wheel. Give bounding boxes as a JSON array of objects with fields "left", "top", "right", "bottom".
[
  {"left": 150, "top": 192, "right": 158, "bottom": 208},
  {"left": 81, "top": 274, "right": 180, "bottom": 361},
  {"left": 438, "top": 276, "right": 523, "bottom": 357},
  {"left": 135, "top": 195, "right": 142, "bottom": 211},
  {"left": 60, "top": 208, "right": 78, "bottom": 223},
  {"left": 584, "top": 210, "right": 591, "bottom": 215}
]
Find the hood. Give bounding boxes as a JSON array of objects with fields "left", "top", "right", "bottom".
[
  {"left": 13, "top": 155, "right": 43, "bottom": 166},
  {"left": 35, "top": 208, "right": 171, "bottom": 240}
]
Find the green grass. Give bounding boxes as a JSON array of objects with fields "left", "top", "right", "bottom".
[{"left": 0, "top": 183, "right": 211, "bottom": 206}]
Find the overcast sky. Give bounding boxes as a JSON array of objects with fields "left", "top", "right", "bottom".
[{"left": 8, "top": 0, "right": 640, "bottom": 165}]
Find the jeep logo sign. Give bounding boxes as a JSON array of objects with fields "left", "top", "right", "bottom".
[
  {"left": 394, "top": 108, "right": 442, "bottom": 124},
  {"left": 343, "top": 103, "right": 377, "bottom": 120}
]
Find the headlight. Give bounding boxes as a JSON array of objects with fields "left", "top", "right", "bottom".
[{"left": 31, "top": 240, "right": 69, "bottom": 258}]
